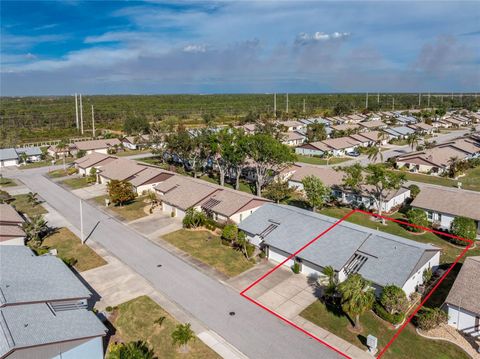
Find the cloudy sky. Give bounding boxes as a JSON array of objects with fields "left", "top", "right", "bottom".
[{"left": 1, "top": 0, "right": 479, "bottom": 95}]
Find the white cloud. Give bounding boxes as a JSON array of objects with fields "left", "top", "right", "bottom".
[
  {"left": 295, "top": 31, "right": 350, "bottom": 45},
  {"left": 182, "top": 44, "right": 207, "bottom": 53}
]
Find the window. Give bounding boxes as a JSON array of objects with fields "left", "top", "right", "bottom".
[
  {"left": 239, "top": 213, "right": 243, "bottom": 222},
  {"left": 427, "top": 211, "right": 433, "bottom": 220}
]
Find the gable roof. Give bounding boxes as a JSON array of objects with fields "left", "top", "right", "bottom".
[
  {"left": 0, "top": 204, "right": 25, "bottom": 224},
  {"left": 411, "top": 185, "right": 480, "bottom": 221},
  {"left": 332, "top": 124, "right": 359, "bottom": 132},
  {"left": 74, "top": 152, "right": 118, "bottom": 169},
  {"left": 129, "top": 167, "right": 174, "bottom": 187},
  {"left": 74, "top": 138, "right": 121, "bottom": 151},
  {"left": 321, "top": 136, "right": 361, "bottom": 150},
  {"left": 98, "top": 158, "right": 147, "bottom": 181},
  {"left": 445, "top": 256, "right": 480, "bottom": 315},
  {"left": 0, "top": 149, "right": 18, "bottom": 161},
  {"left": 0, "top": 246, "right": 92, "bottom": 306},
  {"left": 16, "top": 147, "right": 42, "bottom": 157},
  {"left": 359, "top": 120, "right": 386, "bottom": 129},
  {"left": 239, "top": 204, "right": 440, "bottom": 288},
  {"left": 289, "top": 165, "right": 344, "bottom": 186}
]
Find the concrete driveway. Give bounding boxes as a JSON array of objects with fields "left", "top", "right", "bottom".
[
  {"left": 72, "top": 182, "right": 107, "bottom": 199},
  {"left": 128, "top": 210, "right": 182, "bottom": 239}
]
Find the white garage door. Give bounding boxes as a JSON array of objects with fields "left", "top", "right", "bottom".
[{"left": 268, "top": 247, "right": 294, "bottom": 267}]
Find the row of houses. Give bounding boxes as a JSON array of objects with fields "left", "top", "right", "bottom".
[
  {"left": 0, "top": 147, "right": 42, "bottom": 168},
  {"left": 396, "top": 135, "right": 480, "bottom": 175},
  {"left": 74, "top": 153, "right": 270, "bottom": 224}
]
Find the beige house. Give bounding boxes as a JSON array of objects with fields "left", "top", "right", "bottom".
[
  {"left": 73, "top": 138, "right": 122, "bottom": 155},
  {"left": 96, "top": 158, "right": 147, "bottom": 184},
  {"left": 358, "top": 120, "right": 387, "bottom": 131},
  {"left": 129, "top": 167, "right": 174, "bottom": 194},
  {"left": 74, "top": 153, "right": 118, "bottom": 176},
  {"left": 0, "top": 204, "right": 25, "bottom": 246}
]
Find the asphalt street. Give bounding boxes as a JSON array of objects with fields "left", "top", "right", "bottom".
[{"left": 14, "top": 171, "right": 343, "bottom": 359}]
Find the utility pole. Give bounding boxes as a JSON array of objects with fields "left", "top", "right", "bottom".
[
  {"left": 286, "top": 93, "right": 289, "bottom": 114},
  {"left": 91, "top": 105, "right": 95, "bottom": 138},
  {"left": 80, "top": 199, "right": 84, "bottom": 244},
  {"left": 75, "top": 93, "right": 79, "bottom": 129},
  {"left": 418, "top": 93, "right": 421, "bottom": 107},
  {"left": 392, "top": 97, "right": 395, "bottom": 111},
  {"left": 428, "top": 92, "right": 431, "bottom": 108},
  {"left": 377, "top": 92, "right": 380, "bottom": 104},
  {"left": 79, "top": 94, "right": 84, "bottom": 134},
  {"left": 303, "top": 98, "right": 306, "bottom": 113},
  {"left": 365, "top": 92, "right": 369, "bottom": 109},
  {"left": 273, "top": 93, "right": 277, "bottom": 117}
]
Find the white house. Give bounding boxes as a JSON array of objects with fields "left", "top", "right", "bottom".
[
  {"left": 16, "top": 147, "right": 43, "bottom": 163},
  {"left": 411, "top": 185, "right": 480, "bottom": 238},
  {"left": 239, "top": 204, "right": 440, "bottom": 297},
  {"left": 0, "top": 148, "right": 19, "bottom": 168},
  {"left": 445, "top": 256, "right": 480, "bottom": 337},
  {"left": 73, "top": 138, "right": 122, "bottom": 155},
  {"left": 74, "top": 152, "right": 118, "bottom": 176},
  {"left": 122, "top": 134, "right": 151, "bottom": 150}
]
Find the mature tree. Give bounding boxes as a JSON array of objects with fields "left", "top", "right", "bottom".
[
  {"left": 406, "top": 208, "right": 428, "bottom": 232},
  {"left": 202, "top": 113, "right": 215, "bottom": 127},
  {"left": 107, "top": 180, "right": 135, "bottom": 206},
  {"left": 108, "top": 340, "right": 156, "bottom": 359},
  {"left": 263, "top": 179, "right": 293, "bottom": 203},
  {"left": 56, "top": 140, "right": 69, "bottom": 170},
  {"left": 364, "top": 164, "right": 406, "bottom": 223},
  {"left": 447, "top": 156, "right": 460, "bottom": 178},
  {"left": 18, "top": 152, "right": 28, "bottom": 164},
  {"left": 255, "top": 119, "right": 286, "bottom": 141},
  {"left": 407, "top": 133, "right": 420, "bottom": 151},
  {"left": 76, "top": 149, "right": 87, "bottom": 158},
  {"left": 223, "top": 128, "right": 250, "bottom": 190},
  {"left": 171, "top": 323, "right": 195, "bottom": 353},
  {"left": 380, "top": 285, "right": 408, "bottom": 315},
  {"left": 182, "top": 208, "right": 207, "bottom": 229},
  {"left": 341, "top": 163, "right": 363, "bottom": 192},
  {"left": 306, "top": 123, "right": 328, "bottom": 142},
  {"left": 23, "top": 215, "right": 48, "bottom": 248},
  {"left": 366, "top": 143, "right": 383, "bottom": 163},
  {"left": 408, "top": 184, "right": 420, "bottom": 199},
  {"left": 337, "top": 274, "right": 375, "bottom": 329},
  {"left": 247, "top": 134, "right": 295, "bottom": 196},
  {"left": 124, "top": 117, "right": 149, "bottom": 135},
  {"left": 208, "top": 128, "right": 232, "bottom": 186},
  {"left": 301, "top": 175, "right": 331, "bottom": 211},
  {"left": 451, "top": 216, "right": 477, "bottom": 243}
]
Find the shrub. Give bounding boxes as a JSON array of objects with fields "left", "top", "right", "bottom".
[
  {"left": 107, "top": 180, "right": 135, "bottom": 206},
  {"left": 62, "top": 257, "right": 78, "bottom": 267},
  {"left": 292, "top": 262, "right": 300, "bottom": 274},
  {"left": 380, "top": 285, "right": 409, "bottom": 315},
  {"left": 415, "top": 307, "right": 448, "bottom": 331},
  {"left": 105, "top": 306, "right": 113, "bottom": 312},
  {"left": 450, "top": 216, "right": 476, "bottom": 244},
  {"left": 221, "top": 224, "right": 238, "bottom": 242},
  {"left": 245, "top": 243, "right": 255, "bottom": 258},
  {"left": 182, "top": 208, "right": 207, "bottom": 229},
  {"left": 373, "top": 302, "right": 405, "bottom": 325},
  {"left": 408, "top": 184, "right": 420, "bottom": 199},
  {"left": 258, "top": 250, "right": 266, "bottom": 259},
  {"left": 67, "top": 167, "right": 78, "bottom": 175},
  {"left": 423, "top": 268, "right": 433, "bottom": 283},
  {"left": 406, "top": 208, "right": 428, "bottom": 232}
]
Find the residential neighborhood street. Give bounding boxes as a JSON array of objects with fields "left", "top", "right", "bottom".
[{"left": 12, "top": 169, "right": 343, "bottom": 359}]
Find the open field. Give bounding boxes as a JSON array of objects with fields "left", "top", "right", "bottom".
[
  {"left": 162, "top": 229, "right": 254, "bottom": 277},
  {"left": 110, "top": 296, "right": 220, "bottom": 359}
]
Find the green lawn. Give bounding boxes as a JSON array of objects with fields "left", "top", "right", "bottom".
[
  {"left": 42, "top": 228, "right": 106, "bottom": 272},
  {"left": 116, "top": 148, "right": 152, "bottom": 157},
  {"left": 296, "top": 155, "right": 350, "bottom": 166},
  {"left": 162, "top": 229, "right": 254, "bottom": 277},
  {"left": 94, "top": 195, "right": 148, "bottom": 221},
  {"left": 199, "top": 175, "right": 254, "bottom": 195},
  {"left": 0, "top": 177, "right": 17, "bottom": 187},
  {"left": 318, "top": 207, "right": 480, "bottom": 264},
  {"left": 20, "top": 157, "right": 74, "bottom": 170},
  {"left": 61, "top": 176, "right": 92, "bottom": 189},
  {"left": 300, "top": 301, "right": 469, "bottom": 359},
  {"left": 11, "top": 194, "right": 47, "bottom": 217},
  {"left": 110, "top": 296, "right": 219, "bottom": 359}
]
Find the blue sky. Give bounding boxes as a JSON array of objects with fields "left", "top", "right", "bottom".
[{"left": 1, "top": 0, "right": 479, "bottom": 95}]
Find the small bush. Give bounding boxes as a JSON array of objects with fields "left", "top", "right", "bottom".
[
  {"left": 423, "top": 268, "right": 433, "bottom": 283},
  {"left": 415, "top": 307, "right": 448, "bottom": 331},
  {"left": 245, "top": 243, "right": 255, "bottom": 258},
  {"left": 221, "top": 224, "right": 238, "bottom": 242},
  {"left": 67, "top": 167, "right": 77, "bottom": 175},
  {"left": 406, "top": 208, "right": 428, "bottom": 232},
  {"left": 182, "top": 208, "right": 207, "bottom": 228},
  {"left": 258, "top": 251, "right": 266, "bottom": 259},
  {"left": 292, "top": 262, "right": 300, "bottom": 274},
  {"left": 450, "top": 216, "right": 477, "bottom": 244},
  {"left": 105, "top": 306, "right": 113, "bottom": 312},
  {"left": 62, "top": 257, "right": 78, "bottom": 267},
  {"left": 154, "top": 316, "right": 166, "bottom": 326},
  {"left": 373, "top": 302, "right": 405, "bottom": 325}
]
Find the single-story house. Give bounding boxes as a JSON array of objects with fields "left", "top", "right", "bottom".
[
  {"left": 0, "top": 245, "right": 107, "bottom": 358},
  {"left": 122, "top": 134, "right": 151, "bottom": 150},
  {"left": 286, "top": 164, "right": 411, "bottom": 213},
  {"left": 16, "top": 147, "right": 43, "bottom": 163},
  {"left": 359, "top": 120, "right": 387, "bottom": 131},
  {"left": 282, "top": 131, "right": 306, "bottom": 146},
  {"left": 408, "top": 122, "right": 435, "bottom": 135},
  {"left": 235, "top": 123, "right": 256, "bottom": 135},
  {"left": 445, "top": 256, "right": 480, "bottom": 336},
  {"left": 74, "top": 152, "right": 118, "bottom": 176},
  {"left": 346, "top": 114, "right": 367, "bottom": 123},
  {"left": 154, "top": 175, "right": 269, "bottom": 223},
  {"left": 396, "top": 137, "right": 480, "bottom": 175},
  {"left": 299, "top": 117, "right": 331, "bottom": 126},
  {"left": 331, "top": 124, "right": 360, "bottom": 133},
  {"left": 383, "top": 126, "right": 416, "bottom": 140},
  {"left": 395, "top": 115, "right": 418, "bottom": 125},
  {"left": 277, "top": 120, "right": 306, "bottom": 132},
  {"left": 96, "top": 158, "right": 147, "bottom": 184},
  {"left": 73, "top": 138, "right": 122, "bottom": 155},
  {"left": 129, "top": 167, "right": 175, "bottom": 194},
  {"left": 295, "top": 141, "right": 330, "bottom": 156},
  {"left": 0, "top": 204, "right": 25, "bottom": 246},
  {"left": 47, "top": 144, "right": 71, "bottom": 158},
  {"left": 411, "top": 185, "right": 480, "bottom": 237},
  {"left": 295, "top": 136, "right": 362, "bottom": 157},
  {"left": 239, "top": 204, "right": 440, "bottom": 296},
  {"left": 0, "top": 148, "right": 19, "bottom": 168}
]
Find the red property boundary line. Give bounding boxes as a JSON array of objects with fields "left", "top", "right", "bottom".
[{"left": 240, "top": 209, "right": 474, "bottom": 359}]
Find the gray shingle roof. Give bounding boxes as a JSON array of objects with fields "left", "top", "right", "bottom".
[
  {"left": 0, "top": 149, "right": 18, "bottom": 161},
  {"left": 0, "top": 246, "right": 91, "bottom": 305},
  {"left": 445, "top": 256, "right": 480, "bottom": 315},
  {"left": 0, "top": 303, "right": 106, "bottom": 357},
  {"left": 16, "top": 147, "right": 42, "bottom": 157},
  {"left": 239, "top": 204, "right": 439, "bottom": 288}
]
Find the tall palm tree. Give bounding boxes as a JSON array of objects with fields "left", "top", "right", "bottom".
[
  {"left": 322, "top": 265, "right": 337, "bottom": 300},
  {"left": 22, "top": 215, "right": 48, "bottom": 248},
  {"left": 366, "top": 142, "right": 383, "bottom": 163},
  {"left": 56, "top": 140, "right": 69, "bottom": 171},
  {"left": 448, "top": 156, "right": 459, "bottom": 178},
  {"left": 337, "top": 273, "right": 375, "bottom": 330},
  {"left": 407, "top": 133, "right": 420, "bottom": 151}
]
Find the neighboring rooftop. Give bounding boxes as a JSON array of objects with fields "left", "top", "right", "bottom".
[
  {"left": 98, "top": 157, "right": 147, "bottom": 181},
  {"left": 445, "top": 256, "right": 480, "bottom": 315},
  {"left": 74, "top": 138, "right": 121, "bottom": 151},
  {"left": 0, "top": 204, "right": 25, "bottom": 224},
  {"left": 0, "top": 149, "right": 19, "bottom": 161}
]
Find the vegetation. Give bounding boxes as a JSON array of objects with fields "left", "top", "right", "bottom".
[
  {"left": 109, "top": 341, "right": 156, "bottom": 359},
  {"left": 262, "top": 179, "right": 294, "bottom": 203},
  {"left": 0, "top": 177, "right": 16, "bottom": 187},
  {"left": 408, "top": 184, "right": 420, "bottom": 199},
  {"left": 182, "top": 208, "right": 207, "bottom": 229},
  {"left": 62, "top": 176, "right": 92, "bottom": 189},
  {"left": 41, "top": 228, "right": 106, "bottom": 271},
  {"left": 306, "top": 123, "right": 328, "bottom": 142},
  {"left": 301, "top": 175, "right": 331, "bottom": 211},
  {"left": 406, "top": 209, "right": 428, "bottom": 232},
  {"left": 450, "top": 216, "right": 477, "bottom": 244},
  {"left": 379, "top": 285, "right": 408, "bottom": 316},
  {"left": 415, "top": 307, "right": 448, "bottom": 331},
  {"left": 22, "top": 215, "right": 49, "bottom": 248},
  {"left": 337, "top": 274, "right": 375, "bottom": 329},
  {"left": 110, "top": 296, "right": 218, "bottom": 359},
  {"left": 124, "top": 117, "right": 150, "bottom": 135},
  {"left": 171, "top": 323, "right": 195, "bottom": 353},
  {"left": 95, "top": 195, "right": 148, "bottom": 221},
  {"left": 162, "top": 229, "right": 253, "bottom": 277},
  {"left": 221, "top": 224, "right": 255, "bottom": 259},
  {"left": 11, "top": 193, "right": 47, "bottom": 217},
  {"left": 107, "top": 180, "right": 136, "bottom": 206},
  {"left": 295, "top": 155, "right": 349, "bottom": 166}
]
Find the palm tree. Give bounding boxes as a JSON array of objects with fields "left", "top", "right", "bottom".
[
  {"left": 26, "top": 192, "right": 39, "bottom": 206},
  {"left": 56, "top": 140, "right": 69, "bottom": 170},
  {"left": 18, "top": 152, "right": 28, "bottom": 165},
  {"left": 448, "top": 156, "right": 459, "bottom": 178},
  {"left": 407, "top": 133, "right": 420, "bottom": 151},
  {"left": 322, "top": 265, "right": 338, "bottom": 300},
  {"left": 171, "top": 323, "right": 195, "bottom": 353},
  {"left": 22, "top": 215, "right": 48, "bottom": 248},
  {"left": 146, "top": 190, "right": 158, "bottom": 213},
  {"left": 366, "top": 143, "right": 383, "bottom": 163},
  {"left": 337, "top": 273, "right": 375, "bottom": 330},
  {"left": 108, "top": 340, "right": 156, "bottom": 359}
]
